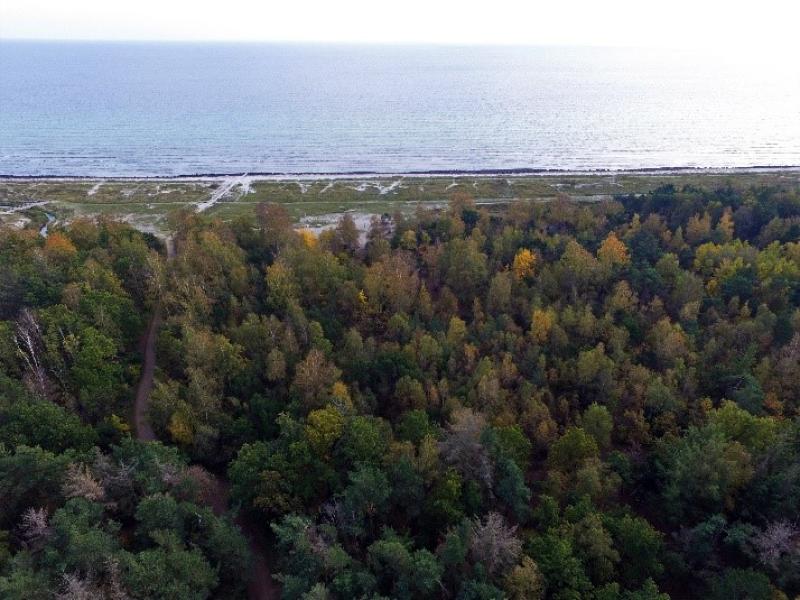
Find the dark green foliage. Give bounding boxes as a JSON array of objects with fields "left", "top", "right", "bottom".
[
  {"left": 120, "top": 531, "right": 218, "bottom": 600},
  {"left": 0, "top": 441, "right": 249, "bottom": 599},
  {"left": 0, "top": 399, "right": 98, "bottom": 452},
  {"left": 709, "top": 568, "right": 772, "bottom": 600},
  {"left": 0, "top": 445, "right": 71, "bottom": 528}
]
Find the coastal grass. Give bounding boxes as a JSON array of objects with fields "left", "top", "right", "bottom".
[{"left": 2, "top": 171, "right": 799, "bottom": 234}]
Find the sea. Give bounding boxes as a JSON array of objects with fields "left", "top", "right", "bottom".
[{"left": 1, "top": 41, "right": 799, "bottom": 177}]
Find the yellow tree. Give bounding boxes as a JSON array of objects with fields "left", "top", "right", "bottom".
[
  {"left": 715, "top": 207, "right": 735, "bottom": 242},
  {"left": 297, "top": 228, "right": 318, "bottom": 249},
  {"left": 597, "top": 232, "right": 630, "bottom": 267},
  {"left": 686, "top": 212, "right": 712, "bottom": 245},
  {"left": 168, "top": 412, "right": 194, "bottom": 445},
  {"left": 530, "top": 308, "right": 555, "bottom": 343},
  {"left": 304, "top": 406, "right": 345, "bottom": 457},
  {"left": 512, "top": 249, "right": 537, "bottom": 280},
  {"left": 330, "top": 380, "right": 354, "bottom": 412}
]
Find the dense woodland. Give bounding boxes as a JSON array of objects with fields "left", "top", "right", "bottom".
[{"left": 1, "top": 182, "right": 800, "bottom": 599}]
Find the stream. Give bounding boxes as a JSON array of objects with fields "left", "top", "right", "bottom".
[{"left": 39, "top": 212, "right": 55, "bottom": 237}]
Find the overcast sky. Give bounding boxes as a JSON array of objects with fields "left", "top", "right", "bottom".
[{"left": 1, "top": 0, "right": 798, "bottom": 53}]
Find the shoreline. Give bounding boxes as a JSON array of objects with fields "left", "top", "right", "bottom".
[
  {"left": 3, "top": 165, "right": 800, "bottom": 182},
  {"left": 4, "top": 167, "right": 798, "bottom": 237}
]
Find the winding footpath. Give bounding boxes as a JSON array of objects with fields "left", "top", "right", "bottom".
[{"left": 133, "top": 238, "right": 279, "bottom": 600}]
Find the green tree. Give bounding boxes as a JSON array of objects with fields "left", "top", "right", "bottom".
[
  {"left": 121, "top": 531, "right": 218, "bottom": 600},
  {"left": 439, "top": 237, "right": 489, "bottom": 300},
  {"left": 0, "top": 445, "right": 70, "bottom": 528},
  {"left": 605, "top": 514, "right": 663, "bottom": 588},
  {"left": 0, "top": 399, "right": 97, "bottom": 452},
  {"left": 135, "top": 493, "right": 184, "bottom": 541},
  {"left": 580, "top": 404, "right": 614, "bottom": 451},
  {"left": 336, "top": 416, "right": 390, "bottom": 468},
  {"left": 548, "top": 427, "right": 599, "bottom": 472},
  {"left": 340, "top": 465, "right": 391, "bottom": 540},
  {"left": 709, "top": 568, "right": 772, "bottom": 600},
  {"left": 662, "top": 426, "right": 754, "bottom": 522}
]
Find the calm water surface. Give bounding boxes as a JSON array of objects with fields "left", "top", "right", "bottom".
[{"left": 1, "top": 42, "right": 799, "bottom": 176}]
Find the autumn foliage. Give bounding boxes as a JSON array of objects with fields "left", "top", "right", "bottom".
[
  {"left": 2, "top": 183, "right": 800, "bottom": 598},
  {"left": 512, "top": 248, "right": 537, "bottom": 279}
]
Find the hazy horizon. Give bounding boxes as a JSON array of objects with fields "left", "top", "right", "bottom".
[{"left": 2, "top": 0, "right": 799, "bottom": 57}]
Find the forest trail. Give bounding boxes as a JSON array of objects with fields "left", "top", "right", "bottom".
[
  {"left": 132, "top": 307, "right": 159, "bottom": 441},
  {"left": 198, "top": 475, "right": 281, "bottom": 600},
  {"left": 133, "top": 238, "right": 279, "bottom": 600}
]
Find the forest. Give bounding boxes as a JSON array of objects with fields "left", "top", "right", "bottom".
[{"left": 1, "top": 181, "right": 799, "bottom": 599}]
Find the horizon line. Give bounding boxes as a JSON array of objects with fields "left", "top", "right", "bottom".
[
  {"left": 3, "top": 165, "right": 800, "bottom": 181},
  {"left": 0, "top": 37, "right": 729, "bottom": 52}
]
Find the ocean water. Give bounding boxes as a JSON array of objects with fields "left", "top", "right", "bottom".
[{"left": 1, "top": 41, "right": 799, "bottom": 176}]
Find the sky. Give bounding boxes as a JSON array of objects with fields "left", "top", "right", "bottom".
[{"left": 1, "top": 0, "right": 799, "bottom": 54}]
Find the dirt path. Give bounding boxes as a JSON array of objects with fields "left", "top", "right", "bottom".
[
  {"left": 241, "top": 520, "right": 279, "bottom": 600},
  {"left": 133, "top": 307, "right": 159, "bottom": 441},
  {"left": 195, "top": 472, "right": 281, "bottom": 599},
  {"left": 133, "top": 239, "right": 279, "bottom": 600}
]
